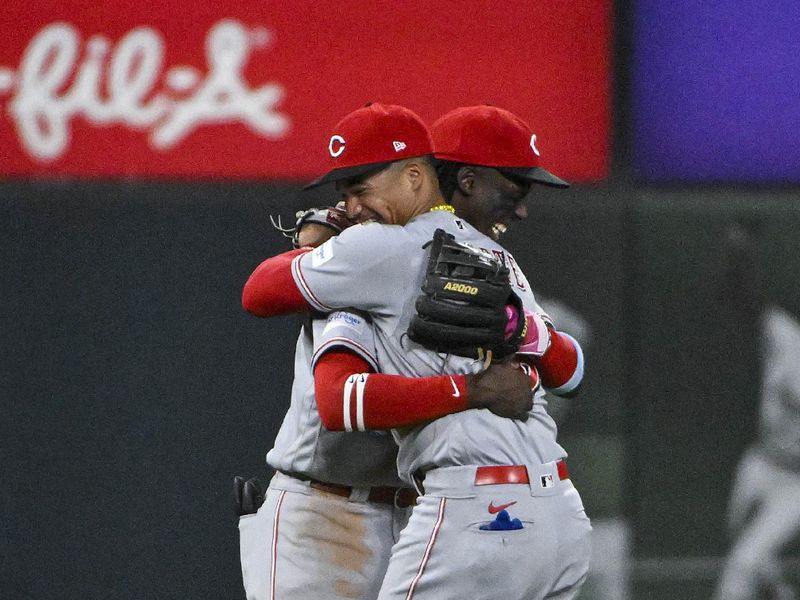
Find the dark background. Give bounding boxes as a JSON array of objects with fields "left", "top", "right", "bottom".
[{"left": 4, "top": 183, "right": 799, "bottom": 599}]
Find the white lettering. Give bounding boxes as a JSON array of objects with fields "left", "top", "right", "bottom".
[
  {"left": 108, "top": 28, "right": 167, "bottom": 126},
  {"left": 0, "top": 20, "right": 290, "bottom": 161},
  {"left": 10, "top": 23, "right": 80, "bottom": 159},
  {"left": 152, "top": 20, "right": 289, "bottom": 148}
]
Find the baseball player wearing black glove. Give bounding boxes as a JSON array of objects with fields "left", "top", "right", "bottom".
[{"left": 239, "top": 103, "right": 589, "bottom": 600}]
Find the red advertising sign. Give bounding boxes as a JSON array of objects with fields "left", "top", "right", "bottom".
[{"left": 0, "top": 1, "right": 611, "bottom": 181}]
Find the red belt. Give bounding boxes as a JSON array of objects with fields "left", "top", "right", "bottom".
[
  {"left": 474, "top": 460, "right": 569, "bottom": 486},
  {"left": 308, "top": 479, "right": 418, "bottom": 508}
]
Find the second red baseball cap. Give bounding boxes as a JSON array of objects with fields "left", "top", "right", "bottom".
[
  {"left": 304, "top": 103, "right": 434, "bottom": 189},
  {"left": 431, "top": 105, "right": 569, "bottom": 188}
]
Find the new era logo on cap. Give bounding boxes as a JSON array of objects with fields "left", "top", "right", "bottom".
[
  {"left": 431, "top": 105, "right": 569, "bottom": 188},
  {"left": 530, "top": 134, "right": 540, "bottom": 156},
  {"left": 304, "top": 103, "right": 433, "bottom": 189}
]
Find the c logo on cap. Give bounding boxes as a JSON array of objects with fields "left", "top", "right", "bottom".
[
  {"left": 530, "top": 134, "right": 540, "bottom": 157},
  {"left": 329, "top": 135, "right": 346, "bottom": 158}
]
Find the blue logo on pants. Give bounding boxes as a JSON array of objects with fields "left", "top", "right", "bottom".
[{"left": 479, "top": 509, "right": 523, "bottom": 531}]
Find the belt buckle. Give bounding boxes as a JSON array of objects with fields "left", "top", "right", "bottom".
[{"left": 393, "top": 487, "right": 418, "bottom": 509}]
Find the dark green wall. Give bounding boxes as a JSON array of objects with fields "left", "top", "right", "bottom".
[
  {"left": 2, "top": 182, "right": 799, "bottom": 598},
  {"left": 1, "top": 182, "right": 310, "bottom": 599},
  {"left": 628, "top": 191, "right": 800, "bottom": 558}
]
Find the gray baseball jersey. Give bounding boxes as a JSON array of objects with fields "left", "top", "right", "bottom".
[
  {"left": 291, "top": 209, "right": 591, "bottom": 599},
  {"left": 239, "top": 314, "right": 410, "bottom": 600},
  {"left": 291, "top": 209, "right": 567, "bottom": 484},
  {"left": 266, "top": 313, "right": 404, "bottom": 487}
]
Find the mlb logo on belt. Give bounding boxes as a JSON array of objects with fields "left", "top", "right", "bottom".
[{"left": 540, "top": 474, "right": 554, "bottom": 488}]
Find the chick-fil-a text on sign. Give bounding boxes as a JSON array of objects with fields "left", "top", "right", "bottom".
[
  {"left": 1, "top": 21, "right": 288, "bottom": 161},
  {"left": 0, "top": 2, "right": 611, "bottom": 180}
]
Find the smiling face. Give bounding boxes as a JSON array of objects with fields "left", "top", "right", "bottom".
[
  {"left": 336, "top": 158, "right": 435, "bottom": 226},
  {"left": 452, "top": 166, "right": 532, "bottom": 240}
]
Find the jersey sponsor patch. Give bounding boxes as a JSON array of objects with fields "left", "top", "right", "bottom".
[
  {"left": 311, "top": 239, "right": 334, "bottom": 267},
  {"left": 323, "top": 311, "right": 365, "bottom": 336}
]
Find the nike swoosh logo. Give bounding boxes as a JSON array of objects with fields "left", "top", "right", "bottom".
[
  {"left": 449, "top": 377, "right": 460, "bottom": 398},
  {"left": 488, "top": 500, "right": 517, "bottom": 514}
]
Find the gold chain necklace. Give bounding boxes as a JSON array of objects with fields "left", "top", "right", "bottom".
[{"left": 429, "top": 203, "right": 455, "bottom": 213}]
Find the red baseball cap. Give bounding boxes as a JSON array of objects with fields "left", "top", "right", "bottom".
[
  {"left": 431, "top": 105, "right": 569, "bottom": 188},
  {"left": 304, "top": 103, "right": 434, "bottom": 189}
]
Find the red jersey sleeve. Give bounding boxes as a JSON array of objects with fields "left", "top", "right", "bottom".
[
  {"left": 314, "top": 350, "right": 470, "bottom": 431},
  {"left": 534, "top": 327, "right": 584, "bottom": 396},
  {"left": 242, "top": 248, "right": 311, "bottom": 316}
]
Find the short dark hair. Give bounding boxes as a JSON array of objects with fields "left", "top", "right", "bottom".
[{"left": 435, "top": 159, "right": 467, "bottom": 202}]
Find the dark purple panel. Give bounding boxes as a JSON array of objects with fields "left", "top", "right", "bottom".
[{"left": 632, "top": 1, "right": 800, "bottom": 183}]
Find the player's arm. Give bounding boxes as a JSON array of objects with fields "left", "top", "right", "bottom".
[
  {"left": 242, "top": 206, "right": 354, "bottom": 317},
  {"left": 535, "top": 328, "right": 583, "bottom": 396},
  {"left": 243, "top": 223, "right": 401, "bottom": 318},
  {"left": 313, "top": 350, "right": 538, "bottom": 431},
  {"left": 315, "top": 350, "right": 466, "bottom": 430},
  {"left": 241, "top": 247, "right": 313, "bottom": 316},
  {"left": 513, "top": 310, "right": 584, "bottom": 397},
  {"left": 310, "top": 310, "right": 461, "bottom": 431}
]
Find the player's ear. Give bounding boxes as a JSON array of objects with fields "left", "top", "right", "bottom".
[
  {"left": 403, "top": 159, "right": 426, "bottom": 191},
  {"left": 457, "top": 166, "right": 476, "bottom": 196}
]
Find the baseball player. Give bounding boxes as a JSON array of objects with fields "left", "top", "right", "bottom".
[
  {"left": 431, "top": 105, "right": 569, "bottom": 242},
  {"left": 237, "top": 131, "right": 534, "bottom": 598},
  {"left": 243, "top": 102, "right": 591, "bottom": 599},
  {"left": 428, "top": 105, "right": 582, "bottom": 398},
  {"left": 713, "top": 222, "right": 800, "bottom": 600},
  {"left": 238, "top": 204, "right": 417, "bottom": 600}
]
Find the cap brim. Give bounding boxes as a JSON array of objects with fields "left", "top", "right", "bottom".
[
  {"left": 498, "top": 166, "right": 570, "bottom": 188},
  {"left": 303, "top": 160, "right": 395, "bottom": 190}
]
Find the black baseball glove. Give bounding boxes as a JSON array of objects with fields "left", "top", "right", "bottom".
[
  {"left": 233, "top": 476, "right": 265, "bottom": 516},
  {"left": 271, "top": 205, "right": 353, "bottom": 248},
  {"left": 407, "top": 229, "right": 526, "bottom": 359}
]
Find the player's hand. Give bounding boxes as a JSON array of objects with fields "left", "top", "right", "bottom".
[
  {"left": 296, "top": 204, "right": 355, "bottom": 247},
  {"left": 296, "top": 222, "right": 339, "bottom": 247},
  {"left": 271, "top": 205, "right": 356, "bottom": 248},
  {"left": 515, "top": 309, "right": 552, "bottom": 356},
  {"left": 465, "top": 361, "right": 533, "bottom": 421}
]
